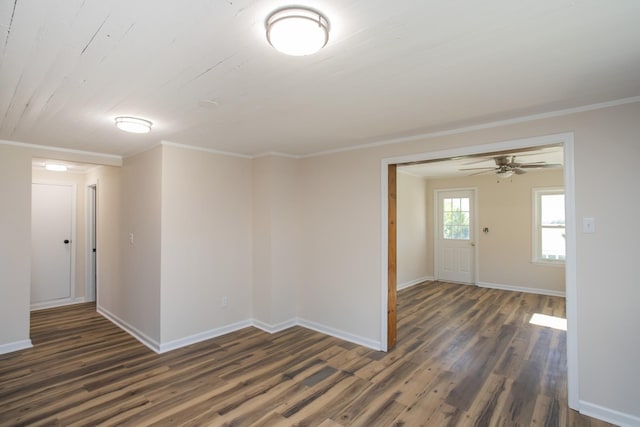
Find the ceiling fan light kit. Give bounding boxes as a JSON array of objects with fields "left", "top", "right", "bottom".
[{"left": 266, "top": 7, "right": 330, "bottom": 56}]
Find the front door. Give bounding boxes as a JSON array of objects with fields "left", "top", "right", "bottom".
[
  {"left": 437, "top": 189, "right": 475, "bottom": 284},
  {"left": 31, "top": 182, "right": 73, "bottom": 306}
]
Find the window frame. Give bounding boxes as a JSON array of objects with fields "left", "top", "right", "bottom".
[{"left": 532, "top": 187, "right": 565, "bottom": 265}]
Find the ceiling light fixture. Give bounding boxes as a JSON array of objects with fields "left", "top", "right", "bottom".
[
  {"left": 114, "top": 116, "right": 152, "bottom": 134},
  {"left": 45, "top": 164, "right": 68, "bottom": 172},
  {"left": 266, "top": 7, "right": 329, "bottom": 56},
  {"left": 496, "top": 170, "right": 514, "bottom": 179}
]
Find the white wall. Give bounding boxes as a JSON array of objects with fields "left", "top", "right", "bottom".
[
  {"left": 0, "top": 145, "right": 32, "bottom": 352},
  {"left": 396, "top": 171, "right": 430, "bottom": 288},
  {"left": 160, "top": 145, "right": 253, "bottom": 344},
  {"left": 426, "top": 169, "right": 565, "bottom": 294}
]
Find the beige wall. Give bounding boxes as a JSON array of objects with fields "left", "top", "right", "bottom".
[
  {"left": 31, "top": 168, "right": 89, "bottom": 300},
  {"left": 85, "top": 165, "right": 123, "bottom": 327},
  {"left": 396, "top": 171, "right": 430, "bottom": 287},
  {"left": 253, "top": 156, "right": 300, "bottom": 327},
  {"left": 116, "top": 147, "right": 163, "bottom": 344},
  {"left": 425, "top": 169, "right": 565, "bottom": 293},
  {"left": 1, "top": 102, "right": 639, "bottom": 421},
  {"left": 160, "top": 145, "right": 253, "bottom": 344},
  {"left": 297, "top": 102, "right": 640, "bottom": 419},
  {"left": 0, "top": 145, "right": 32, "bottom": 350}
]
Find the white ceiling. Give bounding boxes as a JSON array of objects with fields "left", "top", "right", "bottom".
[{"left": 1, "top": 0, "right": 639, "bottom": 157}]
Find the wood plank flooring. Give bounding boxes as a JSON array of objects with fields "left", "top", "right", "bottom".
[{"left": 0, "top": 281, "right": 616, "bottom": 426}]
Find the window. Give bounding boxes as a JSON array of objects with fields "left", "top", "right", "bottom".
[
  {"left": 442, "top": 197, "right": 470, "bottom": 240},
  {"left": 533, "top": 188, "right": 565, "bottom": 263}
]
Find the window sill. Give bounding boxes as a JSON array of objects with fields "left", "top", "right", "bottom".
[{"left": 531, "top": 260, "right": 565, "bottom": 268}]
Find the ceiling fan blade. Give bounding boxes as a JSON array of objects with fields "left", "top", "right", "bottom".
[
  {"left": 459, "top": 167, "right": 496, "bottom": 171},
  {"left": 518, "top": 163, "right": 563, "bottom": 169},
  {"left": 461, "top": 157, "right": 492, "bottom": 166},
  {"left": 468, "top": 170, "right": 494, "bottom": 176},
  {"left": 514, "top": 168, "right": 526, "bottom": 175}
]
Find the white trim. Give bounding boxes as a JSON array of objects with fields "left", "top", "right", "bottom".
[
  {"left": 30, "top": 297, "right": 87, "bottom": 311},
  {"left": 0, "top": 339, "right": 33, "bottom": 355},
  {"left": 252, "top": 318, "right": 298, "bottom": 334},
  {"left": 97, "top": 306, "right": 161, "bottom": 353},
  {"left": 160, "top": 140, "right": 253, "bottom": 159},
  {"left": 1, "top": 138, "right": 122, "bottom": 165},
  {"left": 532, "top": 186, "right": 565, "bottom": 264},
  {"left": 579, "top": 401, "right": 640, "bottom": 427},
  {"left": 85, "top": 184, "right": 97, "bottom": 302},
  {"left": 97, "top": 308, "right": 380, "bottom": 354},
  {"left": 159, "top": 319, "right": 254, "bottom": 353},
  {"left": 252, "top": 151, "right": 302, "bottom": 159},
  {"left": 381, "top": 132, "right": 578, "bottom": 407},
  {"left": 397, "top": 276, "right": 434, "bottom": 291},
  {"left": 477, "top": 282, "right": 565, "bottom": 297},
  {"left": 297, "top": 318, "right": 382, "bottom": 351},
  {"left": 304, "top": 96, "right": 640, "bottom": 159},
  {"left": 563, "top": 135, "right": 579, "bottom": 409}
]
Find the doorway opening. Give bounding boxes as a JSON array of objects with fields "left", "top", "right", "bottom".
[
  {"left": 381, "top": 132, "right": 578, "bottom": 409},
  {"left": 30, "top": 159, "right": 100, "bottom": 311}
]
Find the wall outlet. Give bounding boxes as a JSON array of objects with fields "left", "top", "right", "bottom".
[{"left": 222, "top": 296, "right": 228, "bottom": 308}]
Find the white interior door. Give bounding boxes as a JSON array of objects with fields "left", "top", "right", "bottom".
[
  {"left": 437, "top": 189, "right": 476, "bottom": 284},
  {"left": 31, "top": 183, "right": 73, "bottom": 305}
]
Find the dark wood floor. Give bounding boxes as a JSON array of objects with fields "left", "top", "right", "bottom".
[{"left": 0, "top": 281, "right": 615, "bottom": 426}]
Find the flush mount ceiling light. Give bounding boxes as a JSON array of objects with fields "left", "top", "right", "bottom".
[
  {"left": 266, "top": 7, "right": 329, "bottom": 56},
  {"left": 114, "top": 116, "right": 152, "bottom": 134},
  {"left": 45, "top": 163, "right": 68, "bottom": 172}
]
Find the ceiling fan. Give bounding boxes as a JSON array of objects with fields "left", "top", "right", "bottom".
[{"left": 460, "top": 155, "right": 562, "bottom": 179}]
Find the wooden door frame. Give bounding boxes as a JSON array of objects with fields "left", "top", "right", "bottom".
[{"left": 380, "top": 132, "right": 578, "bottom": 410}]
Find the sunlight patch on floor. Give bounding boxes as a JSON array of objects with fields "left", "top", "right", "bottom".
[{"left": 530, "top": 313, "right": 567, "bottom": 331}]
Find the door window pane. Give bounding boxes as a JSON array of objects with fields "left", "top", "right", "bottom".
[{"left": 443, "top": 197, "right": 470, "bottom": 240}]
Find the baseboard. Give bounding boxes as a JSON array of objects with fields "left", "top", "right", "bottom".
[
  {"left": 252, "top": 318, "right": 297, "bottom": 334},
  {"left": 159, "top": 319, "right": 253, "bottom": 353},
  {"left": 98, "top": 308, "right": 381, "bottom": 354},
  {"left": 398, "top": 276, "right": 434, "bottom": 291},
  {"left": 580, "top": 401, "right": 640, "bottom": 427},
  {"left": 31, "top": 296, "right": 88, "bottom": 311},
  {"left": 97, "top": 306, "right": 161, "bottom": 353},
  {"left": 297, "top": 318, "right": 382, "bottom": 351},
  {"left": 0, "top": 339, "right": 33, "bottom": 355},
  {"left": 476, "top": 281, "right": 565, "bottom": 297}
]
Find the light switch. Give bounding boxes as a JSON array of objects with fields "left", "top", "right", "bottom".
[
  {"left": 582, "top": 217, "right": 595, "bottom": 234},
  {"left": 129, "top": 233, "right": 135, "bottom": 245}
]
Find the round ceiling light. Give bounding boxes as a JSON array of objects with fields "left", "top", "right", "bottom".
[
  {"left": 45, "top": 163, "right": 68, "bottom": 172},
  {"left": 266, "top": 7, "right": 329, "bottom": 56},
  {"left": 114, "top": 116, "right": 152, "bottom": 134}
]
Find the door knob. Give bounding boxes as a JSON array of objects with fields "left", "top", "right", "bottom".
[
  {"left": 64, "top": 239, "right": 70, "bottom": 244},
  {"left": 470, "top": 242, "right": 476, "bottom": 247}
]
